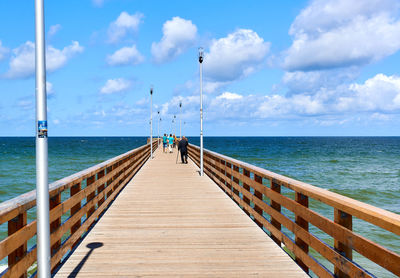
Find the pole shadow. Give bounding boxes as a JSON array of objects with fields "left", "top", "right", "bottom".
[{"left": 67, "top": 242, "right": 103, "bottom": 278}]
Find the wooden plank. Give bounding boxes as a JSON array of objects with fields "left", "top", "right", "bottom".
[
  {"left": 50, "top": 193, "right": 61, "bottom": 271},
  {"left": 295, "top": 192, "right": 309, "bottom": 273},
  {"left": 7, "top": 212, "right": 27, "bottom": 278},
  {"left": 270, "top": 180, "right": 281, "bottom": 245},
  {"left": 70, "top": 182, "right": 81, "bottom": 249},
  {"left": 334, "top": 209, "right": 352, "bottom": 278}
]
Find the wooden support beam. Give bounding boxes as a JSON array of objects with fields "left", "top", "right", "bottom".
[
  {"left": 70, "top": 182, "right": 81, "bottom": 249},
  {"left": 8, "top": 212, "right": 27, "bottom": 278},
  {"left": 295, "top": 192, "right": 309, "bottom": 273},
  {"left": 271, "top": 181, "right": 282, "bottom": 245},
  {"left": 334, "top": 209, "right": 353, "bottom": 278}
]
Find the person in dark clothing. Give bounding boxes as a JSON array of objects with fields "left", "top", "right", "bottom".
[{"left": 178, "top": 136, "right": 188, "bottom": 164}]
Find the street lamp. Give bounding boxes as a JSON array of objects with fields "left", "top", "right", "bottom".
[
  {"left": 173, "top": 115, "right": 176, "bottom": 135},
  {"left": 179, "top": 101, "right": 182, "bottom": 139},
  {"left": 35, "top": 0, "right": 51, "bottom": 276},
  {"left": 199, "top": 47, "right": 204, "bottom": 176},
  {"left": 150, "top": 86, "right": 153, "bottom": 159}
]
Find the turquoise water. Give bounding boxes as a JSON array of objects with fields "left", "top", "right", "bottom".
[{"left": 0, "top": 136, "right": 399, "bottom": 277}]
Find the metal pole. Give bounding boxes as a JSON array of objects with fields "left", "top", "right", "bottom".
[
  {"left": 179, "top": 102, "right": 182, "bottom": 139},
  {"left": 35, "top": 0, "right": 51, "bottom": 277},
  {"left": 157, "top": 111, "right": 160, "bottom": 148},
  {"left": 150, "top": 87, "right": 153, "bottom": 159},
  {"left": 199, "top": 48, "right": 204, "bottom": 176}
]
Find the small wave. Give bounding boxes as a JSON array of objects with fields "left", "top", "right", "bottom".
[{"left": 328, "top": 159, "right": 339, "bottom": 163}]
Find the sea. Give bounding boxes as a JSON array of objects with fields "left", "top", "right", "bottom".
[{"left": 0, "top": 136, "right": 399, "bottom": 277}]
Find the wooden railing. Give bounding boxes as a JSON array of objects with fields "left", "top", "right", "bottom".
[
  {"left": 188, "top": 144, "right": 400, "bottom": 278},
  {"left": 0, "top": 140, "right": 157, "bottom": 278}
]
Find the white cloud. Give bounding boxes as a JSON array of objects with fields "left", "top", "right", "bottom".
[
  {"left": 100, "top": 78, "right": 131, "bottom": 94},
  {"left": 204, "top": 29, "right": 270, "bottom": 82},
  {"left": 151, "top": 17, "right": 197, "bottom": 63},
  {"left": 108, "top": 12, "right": 143, "bottom": 43},
  {"left": 48, "top": 24, "right": 61, "bottom": 37},
  {"left": 284, "top": 0, "right": 400, "bottom": 71},
  {"left": 5, "top": 41, "right": 84, "bottom": 79},
  {"left": 0, "top": 41, "right": 9, "bottom": 61},
  {"left": 106, "top": 45, "right": 144, "bottom": 66},
  {"left": 216, "top": 92, "right": 243, "bottom": 100}
]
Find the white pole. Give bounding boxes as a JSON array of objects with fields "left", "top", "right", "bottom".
[
  {"left": 150, "top": 87, "right": 153, "bottom": 159},
  {"left": 199, "top": 48, "right": 204, "bottom": 176},
  {"left": 35, "top": 0, "right": 51, "bottom": 277}
]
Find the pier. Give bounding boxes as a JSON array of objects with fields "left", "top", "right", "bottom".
[{"left": 0, "top": 141, "right": 399, "bottom": 277}]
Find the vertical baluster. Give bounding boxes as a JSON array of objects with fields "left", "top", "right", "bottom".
[
  {"left": 253, "top": 174, "right": 264, "bottom": 228},
  {"left": 70, "top": 182, "right": 81, "bottom": 249},
  {"left": 295, "top": 192, "right": 309, "bottom": 273},
  {"left": 86, "top": 175, "right": 96, "bottom": 221},
  {"left": 106, "top": 165, "right": 113, "bottom": 199},
  {"left": 50, "top": 193, "right": 61, "bottom": 271},
  {"left": 242, "top": 169, "right": 251, "bottom": 216},
  {"left": 8, "top": 212, "right": 27, "bottom": 278},
  {"left": 270, "top": 180, "right": 282, "bottom": 245},
  {"left": 225, "top": 162, "right": 234, "bottom": 198},
  {"left": 232, "top": 165, "right": 240, "bottom": 200},
  {"left": 97, "top": 169, "right": 105, "bottom": 208},
  {"left": 334, "top": 209, "right": 352, "bottom": 278}
]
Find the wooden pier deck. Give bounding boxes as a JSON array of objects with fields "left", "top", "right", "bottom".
[{"left": 55, "top": 147, "right": 307, "bottom": 277}]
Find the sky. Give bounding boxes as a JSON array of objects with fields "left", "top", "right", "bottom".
[{"left": 1, "top": 0, "right": 400, "bottom": 136}]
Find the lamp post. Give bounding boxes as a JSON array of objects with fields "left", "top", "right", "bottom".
[
  {"left": 179, "top": 102, "right": 182, "bottom": 139},
  {"left": 150, "top": 86, "right": 153, "bottom": 159},
  {"left": 35, "top": 0, "right": 51, "bottom": 277},
  {"left": 173, "top": 115, "right": 176, "bottom": 135},
  {"left": 199, "top": 47, "right": 204, "bottom": 176},
  {"left": 157, "top": 111, "right": 160, "bottom": 148}
]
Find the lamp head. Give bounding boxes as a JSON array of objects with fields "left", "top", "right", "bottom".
[
  {"left": 198, "top": 47, "right": 204, "bottom": 63},
  {"left": 150, "top": 86, "right": 153, "bottom": 95}
]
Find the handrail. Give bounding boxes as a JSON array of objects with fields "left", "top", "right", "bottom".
[
  {"left": 188, "top": 144, "right": 400, "bottom": 278},
  {"left": 0, "top": 140, "right": 158, "bottom": 278}
]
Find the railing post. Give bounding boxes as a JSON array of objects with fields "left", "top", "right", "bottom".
[
  {"left": 334, "top": 209, "right": 352, "bottom": 278},
  {"left": 106, "top": 165, "right": 113, "bottom": 199},
  {"left": 242, "top": 169, "right": 251, "bottom": 216},
  {"left": 50, "top": 193, "right": 61, "bottom": 271},
  {"left": 253, "top": 174, "right": 264, "bottom": 228},
  {"left": 232, "top": 165, "right": 240, "bottom": 200},
  {"left": 8, "top": 212, "right": 27, "bottom": 278},
  {"left": 270, "top": 181, "right": 282, "bottom": 245},
  {"left": 97, "top": 169, "right": 105, "bottom": 208},
  {"left": 70, "top": 182, "right": 81, "bottom": 249},
  {"left": 295, "top": 192, "right": 309, "bottom": 273},
  {"left": 225, "top": 162, "right": 234, "bottom": 198},
  {"left": 86, "top": 175, "right": 96, "bottom": 222}
]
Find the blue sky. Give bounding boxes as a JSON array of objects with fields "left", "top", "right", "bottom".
[{"left": 1, "top": 0, "right": 400, "bottom": 136}]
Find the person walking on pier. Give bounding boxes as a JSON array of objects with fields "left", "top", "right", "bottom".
[
  {"left": 162, "top": 134, "right": 168, "bottom": 153},
  {"left": 168, "top": 134, "right": 174, "bottom": 153},
  {"left": 178, "top": 136, "right": 188, "bottom": 164}
]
